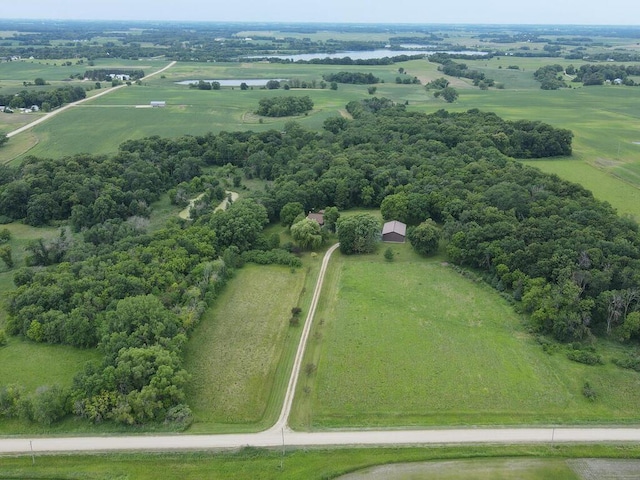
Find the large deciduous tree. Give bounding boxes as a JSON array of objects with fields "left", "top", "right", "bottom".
[
  {"left": 337, "top": 214, "right": 379, "bottom": 255},
  {"left": 290, "top": 218, "right": 323, "bottom": 250},
  {"left": 408, "top": 220, "right": 441, "bottom": 256}
]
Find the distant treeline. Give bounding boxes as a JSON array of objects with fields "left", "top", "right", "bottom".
[
  {"left": 322, "top": 72, "right": 380, "bottom": 84},
  {"left": 429, "top": 53, "right": 495, "bottom": 88},
  {"left": 0, "top": 85, "right": 86, "bottom": 110},
  {"left": 264, "top": 54, "right": 426, "bottom": 65},
  {"left": 534, "top": 63, "right": 640, "bottom": 89},
  {"left": 256, "top": 95, "right": 313, "bottom": 117}
]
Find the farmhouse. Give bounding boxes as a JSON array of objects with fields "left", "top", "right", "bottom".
[
  {"left": 382, "top": 220, "right": 406, "bottom": 243},
  {"left": 307, "top": 210, "right": 325, "bottom": 226},
  {"left": 150, "top": 101, "right": 166, "bottom": 108}
]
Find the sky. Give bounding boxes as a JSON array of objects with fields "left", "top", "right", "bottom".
[{"left": 2, "top": 0, "right": 639, "bottom": 25}]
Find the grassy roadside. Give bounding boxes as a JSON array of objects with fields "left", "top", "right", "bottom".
[{"left": 2, "top": 444, "right": 640, "bottom": 479}]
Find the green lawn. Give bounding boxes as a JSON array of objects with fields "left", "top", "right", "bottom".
[
  {"left": 0, "top": 339, "right": 99, "bottom": 392},
  {"left": 184, "top": 264, "right": 307, "bottom": 432},
  {"left": 291, "top": 243, "right": 640, "bottom": 429}
]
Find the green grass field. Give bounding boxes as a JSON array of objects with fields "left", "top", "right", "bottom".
[
  {"left": 291, "top": 243, "right": 640, "bottom": 429},
  {"left": 1, "top": 445, "right": 640, "bottom": 479},
  {"left": 184, "top": 264, "right": 307, "bottom": 432}
]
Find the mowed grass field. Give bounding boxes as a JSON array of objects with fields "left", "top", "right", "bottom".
[
  {"left": 184, "top": 263, "right": 307, "bottom": 432},
  {"left": 291, "top": 244, "right": 640, "bottom": 429}
]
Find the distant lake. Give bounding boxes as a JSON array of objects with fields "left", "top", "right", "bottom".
[
  {"left": 175, "top": 79, "right": 288, "bottom": 86},
  {"left": 246, "top": 49, "right": 488, "bottom": 61}
]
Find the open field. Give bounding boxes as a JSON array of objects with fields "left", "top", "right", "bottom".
[
  {"left": 184, "top": 264, "right": 307, "bottom": 432},
  {"left": 2, "top": 445, "right": 640, "bottom": 479},
  {"left": 291, "top": 243, "right": 640, "bottom": 429}
]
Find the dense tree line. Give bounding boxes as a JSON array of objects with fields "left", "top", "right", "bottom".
[
  {"left": 0, "top": 139, "right": 205, "bottom": 228},
  {"left": 0, "top": 85, "right": 86, "bottom": 111},
  {"left": 322, "top": 72, "right": 380, "bottom": 84},
  {"left": 428, "top": 53, "right": 494, "bottom": 88},
  {"left": 534, "top": 63, "right": 640, "bottom": 88},
  {"left": 533, "top": 64, "right": 568, "bottom": 90},
  {"left": 256, "top": 96, "right": 313, "bottom": 117},
  {"left": 572, "top": 64, "right": 640, "bottom": 86}
]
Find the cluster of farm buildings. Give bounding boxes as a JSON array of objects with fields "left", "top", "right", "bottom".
[{"left": 307, "top": 211, "right": 407, "bottom": 243}]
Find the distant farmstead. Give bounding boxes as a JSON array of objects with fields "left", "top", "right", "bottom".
[
  {"left": 382, "top": 220, "right": 406, "bottom": 243},
  {"left": 150, "top": 101, "right": 166, "bottom": 108}
]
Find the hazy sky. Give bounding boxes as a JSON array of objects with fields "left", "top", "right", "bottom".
[{"left": 2, "top": 0, "right": 638, "bottom": 25}]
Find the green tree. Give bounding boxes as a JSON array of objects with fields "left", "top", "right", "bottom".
[
  {"left": 408, "top": 220, "right": 441, "bottom": 256},
  {"left": 337, "top": 213, "right": 379, "bottom": 255},
  {"left": 0, "top": 244, "right": 13, "bottom": 269},
  {"left": 323, "top": 206, "right": 340, "bottom": 232},
  {"left": 31, "top": 385, "right": 68, "bottom": 425},
  {"left": 290, "top": 218, "right": 323, "bottom": 250},
  {"left": 434, "top": 86, "right": 458, "bottom": 103},
  {"left": 380, "top": 193, "right": 409, "bottom": 223},
  {"left": 280, "top": 202, "right": 304, "bottom": 227}
]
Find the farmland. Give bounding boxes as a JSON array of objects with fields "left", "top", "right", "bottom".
[{"left": 2, "top": 19, "right": 640, "bottom": 478}]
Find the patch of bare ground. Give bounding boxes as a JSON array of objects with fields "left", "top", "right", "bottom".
[
  {"left": 568, "top": 459, "right": 640, "bottom": 480},
  {"left": 594, "top": 158, "right": 623, "bottom": 168},
  {"left": 338, "top": 109, "right": 353, "bottom": 120}
]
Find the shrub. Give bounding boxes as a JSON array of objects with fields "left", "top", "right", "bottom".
[
  {"left": 164, "top": 404, "right": 193, "bottom": 428},
  {"left": 583, "top": 381, "right": 597, "bottom": 401},
  {"left": 567, "top": 349, "right": 603, "bottom": 365},
  {"left": 240, "top": 249, "right": 302, "bottom": 267},
  {"left": 613, "top": 353, "right": 640, "bottom": 372}
]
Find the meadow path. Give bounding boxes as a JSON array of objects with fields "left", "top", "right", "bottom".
[{"left": 6, "top": 61, "right": 177, "bottom": 139}]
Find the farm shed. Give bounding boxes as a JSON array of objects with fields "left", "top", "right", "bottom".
[{"left": 382, "top": 220, "right": 406, "bottom": 243}]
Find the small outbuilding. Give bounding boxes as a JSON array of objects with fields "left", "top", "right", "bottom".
[
  {"left": 382, "top": 220, "right": 406, "bottom": 243},
  {"left": 307, "top": 210, "right": 325, "bottom": 226}
]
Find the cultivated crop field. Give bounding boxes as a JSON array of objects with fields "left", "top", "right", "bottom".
[{"left": 292, "top": 244, "right": 640, "bottom": 429}]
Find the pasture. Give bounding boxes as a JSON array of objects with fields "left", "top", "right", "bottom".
[
  {"left": 184, "top": 263, "right": 308, "bottom": 432},
  {"left": 291, "top": 243, "right": 640, "bottom": 429}
]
